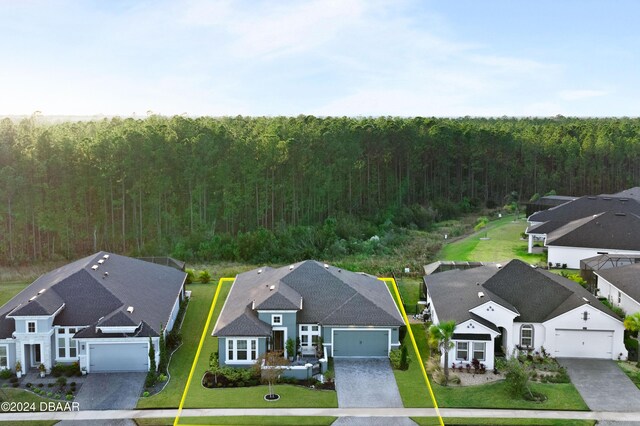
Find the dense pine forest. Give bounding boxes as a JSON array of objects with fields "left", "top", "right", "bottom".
[{"left": 0, "top": 115, "right": 639, "bottom": 265}]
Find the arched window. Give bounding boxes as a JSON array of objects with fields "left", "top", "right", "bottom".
[{"left": 520, "top": 324, "right": 534, "bottom": 347}]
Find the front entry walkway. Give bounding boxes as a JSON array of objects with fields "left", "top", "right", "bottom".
[
  {"left": 333, "top": 358, "right": 417, "bottom": 426},
  {"left": 558, "top": 358, "right": 640, "bottom": 412}
]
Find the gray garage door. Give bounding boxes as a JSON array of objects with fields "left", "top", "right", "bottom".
[
  {"left": 89, "top": 343, "right": 149, "bottom": 372},
  {"left": 333, "top": 330, "right": 389, "bottom": 357}
]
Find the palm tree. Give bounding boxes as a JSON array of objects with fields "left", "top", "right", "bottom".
[
  {"left": 624, "top": 312, "right": 640, "bottom": 335},
  {"left": 429, "top": 320, "right": 456, "bottom": 385}
]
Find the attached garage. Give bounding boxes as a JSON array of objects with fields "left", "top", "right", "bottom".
[
  {"left": 89, "top": 342, "right": 149, "bottom": 372},
  {"left": 332, "top": 329, "right": 389, "bottom": 357},
  {"left": 554, "top": 329, "right": 614, "bottom": 358}
]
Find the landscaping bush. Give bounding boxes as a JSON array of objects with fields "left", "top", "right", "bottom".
[
  {"left": 202, "top": 366, "right": 259, "bottom": 388},
  {"left": 143, "top": 391, "right": 150, "bottom": 397},
  {"left": 167, "top": 329, "right": 182, "bottom": 350},
  {"left": 47, "top": 383, "right": 54, "bottom": 388},
  {"left": 0, "top": 369, "right": 12, "bottom": 379},
  {"left": 11, "top": 382, "right": 18, "bottom": 388},
  {"left": 66, "top": 394, "right": 73, "bottom": 401},
  {"left": 185, "top": 268, "right": 195, "bottom": 284},
  {"left": 504, "top": 356, "right": 533, "bottom": 399},
  {"left": 38, "top": 383, "right": 44, "bottom": 388},
  {"left": 625, "top": 337, "right": 639, "bottom": 352},
  {"left": 145, "top": 371, "right": 157, "bottom": 388},
  {"left": 56, "top": 377, "right": 67, "bottom": 388},
  {"left": 389, "top": 349, "right": 402, "bottom": 369},
  {"left": 9, "top": 377, "right": 18, "bottom": 383},
  {"left": 198, "top": 269, "right": 211, "bottom": 284}
]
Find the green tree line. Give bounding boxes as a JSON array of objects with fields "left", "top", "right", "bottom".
[{"left": 0, "top": 115, "right": 639, "bottom": 264}]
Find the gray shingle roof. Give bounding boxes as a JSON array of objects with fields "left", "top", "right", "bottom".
[
  {"left": 596, "top": 263, "right": 640, "bottom": 303},
  {"left": 213, "top": 260, "right": 404, "bottom": 337},
  {"left": 546, "top": 211, "right": 640, "bottom": 250},
  {"left": 426, "top": 259, "right": 618, "bottom": 325},
  {"left": 0, "top": 252, "right": 186, "bottom": 338},
  {"left": 528, "top": 195, "right": 640, "bottom": 224}
]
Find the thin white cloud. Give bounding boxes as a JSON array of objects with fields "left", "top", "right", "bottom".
[{"left": 558, "top": 89, "right": 610, "bottom": 101}]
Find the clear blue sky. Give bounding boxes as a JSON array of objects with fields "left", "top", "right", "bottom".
[{"left": 1, "top": 0, "right": 638, "bottom": 117}]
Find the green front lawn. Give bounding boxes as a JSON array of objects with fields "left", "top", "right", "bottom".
[
  {"left": 617, "top": 361, "right": 640, "bottom": 389},
  {"left": 137, "top": 282, "right": 218, "bottom": 409},
  {"left": 396, "top": 277, "right": 422, "bottom": 314},
  {"left": 438, "top": 216, "right": 545, "bottom": 264},
  {"left": 181, "top": 280, "right": 337, "bottom": 409},
  {"left": 396, "top": 323, "right": 588, "bottom": 410}
]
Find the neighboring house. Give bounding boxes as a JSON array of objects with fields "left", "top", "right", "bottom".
[
  {"left": 542, "top": 212, "right": 640, "bottom": 269},
  {"left": 424, "top": 260, "right": 627, "bottom": 369},
  {"left": 596, "top": 263, "right": 640, "bottom": 315},
  {"left": 0, "top": 252, "right": 186, "bottom": 374},
  {"left": 212, "top": 260, "right": 405, "bottom": 369},
  {"left": 525, "top": 188, "right": 640, "bottom": 268},
  {"left": 524, "top": 195, "right": 577, "bottom": 217}
]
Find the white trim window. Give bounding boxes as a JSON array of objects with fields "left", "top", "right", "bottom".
[
  {"left": 272, "top": 315, "right": 282, "bottom": 325},
  {"left": 227, "top": 338, "right": 258, "bottom": 362},
  {"left": 56, "top": 328, "right": 78, "bottom": 359},
  {"left": 520, "top": 324, "right": 534, "bottom": 347},
  {"left": 27, "top": 321, "right": 36, "bottom": 333},
  {"left": 0, "top": 346, "right": 7, "bottom": 369},
  {"left": 455, "top": 341, "right": 468, "bottom": 360},
  {"left": 472, "top": 342, "right": 486, "bottom": 361}
]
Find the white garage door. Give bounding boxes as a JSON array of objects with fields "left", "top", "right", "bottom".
[
  {"left": 555, "top": 329, "right": 613, "bottom": 358},
  {"left": 89, "top": 343, "right": 149, "bottom": 372}
]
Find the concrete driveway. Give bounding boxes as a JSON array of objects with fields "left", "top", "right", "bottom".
[
  {"left": 56, "top": 372, "right": 146, "bottom": 426},
  {"left": 333, "top": 359, "right": 417, "bottom": 426},
  {"left": 334, "top": 359, "right": 403, "bottom": 408},
  {"left": 558, "top": 358, "right": 640, "bottom": 412}
]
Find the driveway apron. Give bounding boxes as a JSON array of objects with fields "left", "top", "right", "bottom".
[
  {"left": 558, "top": 358, "right": 640, "bottom": 412},
  {"left": 334, "top": 359, "right": 403, "bottom": 408},
  {"left": 56, "top": 372, "right": 146, "bottom": 426}
]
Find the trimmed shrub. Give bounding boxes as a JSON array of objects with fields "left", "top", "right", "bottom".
[
  {"left": 198, "top": 270, "right": 211, "bottom": 284},
  {"left": 0, "top": 369, "right": 12, "bottom": 379},
  {"left": 145, "top": 371, "right": 157, "bottom": 388},
  {"left": 389, "top": 349, "right": 402, "bottom": 369},
  {"left": 143, "top": 391, "right": 150, "bottom": 397}
]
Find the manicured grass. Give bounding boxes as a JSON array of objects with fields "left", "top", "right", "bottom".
[
  {"left": 181, "top": 280, "right": 338, "bottom": 409},
  {"left": 137, "top": 283, "right": 218, "bottom": 409},
  {"left": 438, "top": 216, "right": 545, "bottom": 264},
  {"left": 393, "top": 323, "right": 435, "bottom": 408},
  {"left": 0, "top": 281, "right": 30, "bottom": 306},
  {"left": 0, "top": 388, "right": 56, "bottom": 426},
  {"left": 396, "top": 277, "right": 422, "bottom": 314},
  {"left": 413, "top": 418, "right": 595, "bottom": 426},
  {"left": 434, "top": 381, "right": 588, "bottom": 410},
  {"left": 617, "top": 361, "right": 640, "bottom": 389},
  {"left": 136, "top": 417, "right": 336, "bottom": 425}
]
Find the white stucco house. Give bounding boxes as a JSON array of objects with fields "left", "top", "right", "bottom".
[
  {"left": 424, "top": 260, "right": 627, "bottom": 369},
  {"left": 596, "top": 263, "right": 640, "bottom": 315},
  {"left": 0, "top": 252, "right": 186, "bottom": 374}
]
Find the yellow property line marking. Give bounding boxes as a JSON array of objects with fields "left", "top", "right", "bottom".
[
  {"left": 174, "top": 277, "right": 235, "bottom": 426},
  {"left": 380, "top": 277, "right": 444, "bottom": 426}
]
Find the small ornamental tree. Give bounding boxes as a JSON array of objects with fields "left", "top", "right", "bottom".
[
  {"left": 504, "top": 351, "right": 534, "bottom": 400},
  {"left": 400, "top": 345, "right": 410, "bottom": 370},
  {"left": 149, "top": 337, "right": 157, "bottom": 372},
  {"left": 158, "top": 324, "right": 168, "bottom": 374},
  {"left": 624, "top": 312, "right": 640, "bottom": 336},
  {"left": 254, "top": 350, "right": 289, "bottom": 400}
]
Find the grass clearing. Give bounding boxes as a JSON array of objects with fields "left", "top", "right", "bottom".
[
  {"left": 617, "top": 361, "right": 640, "bottom": 389},
  {"left": 438, "top": 216, "right": 545, "bottom": 264},
  {"left": 137, "top": 283, "right": 217, "bottom": 409},
  {"left": 396, "top": 277, "right": 423, "bottom": 314},
  {"left": 393, "top": 323, "right": 434, "bottom": 408},
  {"left": 0, "top": 281, "right": 30, "bottom": 306}
]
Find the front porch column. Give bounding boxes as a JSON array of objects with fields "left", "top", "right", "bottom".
[{"left": 528, "top": 233, "right": 534, "bottom": 254}]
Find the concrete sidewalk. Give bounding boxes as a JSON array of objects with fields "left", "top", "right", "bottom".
[{"left": 1, "top": 407, "right": 640, "bottom": 422}]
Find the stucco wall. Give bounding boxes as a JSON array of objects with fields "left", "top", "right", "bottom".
[
  {"left": 597, "top": 275, "right": 640, "bottom": 315},
  {"left": 543, "top": 304, "right": 627, "bottom": 360},
  {"left": 548, "top": 246, "right": 640, "bottom": 269}
]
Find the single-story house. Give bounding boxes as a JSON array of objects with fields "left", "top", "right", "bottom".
[
  {"left": 526, "top": 190, "right": 640, "bottom": 260},
  {"left": 212, "top": 260, "right": 405, "bottom": 370},
  {"left": 424, "top": 259, "right": 627, "bottom": 369},
  {"left": 596, "top": 263, "right": 640, "bottom": 315},
  {"left": 541, "top": 211, "right": 640, "bottom": 269},
  {"left": 0, "top": 252, "right": 186, "bottom": 374}
]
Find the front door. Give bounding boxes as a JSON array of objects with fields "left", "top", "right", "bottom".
[
  {"left": 272, "top": 330, "right": 284, "bottom": 353},
  {"left": 31, "top": 344, "right": 41, "bottom": 367}
]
